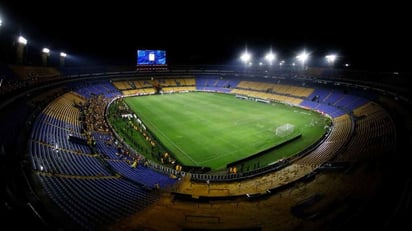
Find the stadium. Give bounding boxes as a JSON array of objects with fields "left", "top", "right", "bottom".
[
  {"left": 1, "top": 6, "right": 412, "bottom": 231},
  {"left": 1, "top": 61, "right": 412, "bottom": 231}
]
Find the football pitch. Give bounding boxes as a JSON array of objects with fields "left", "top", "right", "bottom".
[{"left": 124, "top": 92, "right": 329, "bottom": 170}]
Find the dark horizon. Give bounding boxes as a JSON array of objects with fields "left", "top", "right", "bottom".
[{"left": 0, "top": 2, "right": 410, "bottom": 72}]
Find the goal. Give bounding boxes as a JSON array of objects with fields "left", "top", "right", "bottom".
[{"left": 275, "top": 123, "right": 295, "bottom": 137}]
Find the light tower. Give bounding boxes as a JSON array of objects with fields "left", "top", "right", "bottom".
[
  {"left": 265, "top": 50, "right": 275, "bottom": 66},
  {"left": 16, "top": 36, "right": 27, "bottom": 64},
  {"left": 325, "top": 54, "right": 337, "bottom": 68},
  {"left": 240, "top": 51, "right": 251, "bottom": 65},
  {"left": 60, "top": 52, "right": 67, "bottom": 67},
  {"left": 296, "top": 50, "right": 309, "bottom": 71},
  {"left": 42, "top": 48, "right": 50, "bottom": 66},
  {"left": 240, "top": 49, "right": 251, "bottom": 71}
]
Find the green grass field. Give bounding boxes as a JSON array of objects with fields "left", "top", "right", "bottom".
[{"left": 122, "top": 92, "right": 329, "bottom": 171}]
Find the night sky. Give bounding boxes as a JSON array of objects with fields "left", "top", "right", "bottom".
[{"left": 0, "top": 1, "right": 410, "bottom": 71}]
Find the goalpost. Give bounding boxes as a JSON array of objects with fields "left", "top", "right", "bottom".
[{"left": 275, "top": 123, "right": 295, "bottom": 137}]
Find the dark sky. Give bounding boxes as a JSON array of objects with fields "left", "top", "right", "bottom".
[{"left": 0, "top": 1, "right": 410, "bottom": 71}]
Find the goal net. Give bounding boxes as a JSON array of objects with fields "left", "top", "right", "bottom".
[{"left": 275, "top": 123, "right": 295, "bottom": 137}]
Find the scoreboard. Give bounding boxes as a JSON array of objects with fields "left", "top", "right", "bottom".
[{"left": 137, "top": 50, "right": 166, "bottom": 65}]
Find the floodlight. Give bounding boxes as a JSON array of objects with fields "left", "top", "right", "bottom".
[
  {"left": 296, "top": 51, "right": 309, "bottom": 63},
  {"left": 42, "top": 48, "right": 50, "bottom": 66},
  {"left": 60, "top": 52, "right": 67, "bottom": 67},
  {"left": 240, "top": 51, "right": 251, "bottom": 63},
  {"left": 325, "top": 54, "right": 337, "bottom": 64},
  {"left": 16, "top": 36, "right": 28, "bottom": 64},
  {"left": 18, "top": 36, "right": 27, "bottom": 45},
  {"left": 265, "top": 52, "right": 275, "bottom": 63}
]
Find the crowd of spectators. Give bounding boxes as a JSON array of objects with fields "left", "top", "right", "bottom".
[{"left": 79, "top": 94, "right": 110, "bottom": 134}]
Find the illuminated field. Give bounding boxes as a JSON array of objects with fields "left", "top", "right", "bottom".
[{"left": 123, "top": 92, "right": 329, "bottom": 170}]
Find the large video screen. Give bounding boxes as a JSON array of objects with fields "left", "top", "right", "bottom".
[{"left": 137, "top": 50, "right": 166, "bottom": 65}]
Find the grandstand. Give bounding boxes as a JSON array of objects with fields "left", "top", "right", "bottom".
[{"left": 1, "top": 64, "right": 411, "bottom": 231}]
